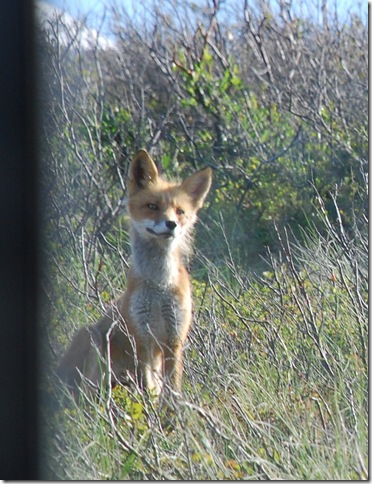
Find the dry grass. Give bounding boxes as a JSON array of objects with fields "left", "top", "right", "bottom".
[{"left": 42, "top": 199, "right": 368, "bottom": 480}]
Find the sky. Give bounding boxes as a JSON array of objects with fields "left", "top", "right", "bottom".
[
  {"left": 43, "top": 0, "right": 116, "bottom": 24},
  {"left": 43, "top": 0, "right": 367, "bottom": 29}
]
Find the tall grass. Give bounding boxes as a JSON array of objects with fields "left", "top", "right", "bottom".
[{"left": 42, "top": 195, "right": 368, "bottom": 480}]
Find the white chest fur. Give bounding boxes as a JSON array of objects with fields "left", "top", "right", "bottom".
[{"left": 129, "top": 282, "right": 187, "bottom": 346}]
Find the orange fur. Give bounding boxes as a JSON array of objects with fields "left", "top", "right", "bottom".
[{"left": 57, "top": 150, "right": 212, "bottom": 397}]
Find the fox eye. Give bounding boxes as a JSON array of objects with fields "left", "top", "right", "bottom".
[
  {"left": 147, "top": 203, "right": 158, "bottom": 211},
  {"left": 176, "top": 207, "right": 185, "bottom": 216}
]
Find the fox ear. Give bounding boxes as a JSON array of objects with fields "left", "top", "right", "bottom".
[
  {"left": 181, "top": 167, "right": 212, "bottom": 209},
  {"left": 129, "top": 150, "right": 159, "bottom": 193}
]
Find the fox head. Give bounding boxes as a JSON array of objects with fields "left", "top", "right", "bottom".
[{"left": 127, "top": 149, "right": 212, "bottom": 246}]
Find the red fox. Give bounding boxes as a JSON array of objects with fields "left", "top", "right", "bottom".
[{"left": 58, "top": 149, "right": 212, "bottom": 398}]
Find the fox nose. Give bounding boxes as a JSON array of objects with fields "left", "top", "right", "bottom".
[{"left": 165, "top": 220, "right": 177, "bottom": 231}]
